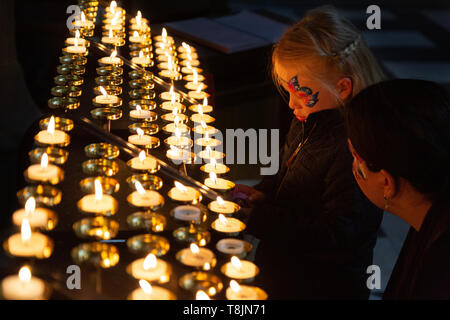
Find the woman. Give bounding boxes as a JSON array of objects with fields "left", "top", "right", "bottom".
[
  {"left": 233, "top": 6, "right": 385, "bottom": 299},
  {"left": 345, "top": 79, "right": 450, "bottom": 299}
]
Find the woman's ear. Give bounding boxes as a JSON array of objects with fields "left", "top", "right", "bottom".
[
  {"left": 337, "top": 77, "right": 353, "bottom": 101},
  {"left": 380, "top": 169, "right": 397, "bottom": 199}
]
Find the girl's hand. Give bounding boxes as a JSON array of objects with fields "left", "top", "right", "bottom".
[{"left": 232, "top": 184, "right": 265, "bottom": 207}]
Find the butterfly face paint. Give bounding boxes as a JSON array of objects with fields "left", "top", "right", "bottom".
[{"left": 287, "top": 76, "right": 320, "bottom": 108}]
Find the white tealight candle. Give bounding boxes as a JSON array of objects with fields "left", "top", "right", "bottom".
[
  {"left": 188, "top": 91, "right": 208, "bottom": 100},
  {"left": 160, "top": 87, "right": 181, "bottom": 101},
  {"left": 130, "top": 105, "right": 152, "bottom": 119},
  {"left": 166, "top": 146, "right": 193, "bottom": 162},
  {"left": 159, "top": 69, "right": 180, "bottom": 79},
  {"left": 129, "top": 151, "right": 159, "bottom": 172},
  {"left": 129, "top": 280, "right": 175, "bottom": 300},
  {"left": 198, "top": 148, "right": 225, "bottom": 161},
  {"left": 226, "top": 280, "right": 262, "bottom": 300},
  {"left": 162, "top": 123, "right": 189, "bottom": 135},
  {"left": 160, "top": 101, "right": 185, "bottom": 112},
  {"left": 66, "top": 35, "right": 88, "bottom": 46},
  {"left": 35, "top": 116, "right": 69, "bottom": 146},
  {"left": 193, "top": 122, "right": 218, "bottom": 135},
  {"left": 128, "top": 128, "right": 156, "bottom": 147},
  {"left": 191, "top": 113, "right": 215, "bottom": 124},
  {"left": 131, "top": 51, "right": 152, "bottom": 66},
  {"left": 1, "top": 266, "right": 46, "bottom": 300},
  {"left": 205, "top": 173, "right": 235, "bottom": 191},
  {"left": 99, "top": 50, "right": 122, "bottom": 65},
  {"left": 222, "top": 257, "right": 258, "bottom": 280},
  {"left": 195, "top": 137, "right": 221, "bottom": 148},
  {"left": 129, "top": 254, "right": 170, "bottom": 282},
  {"left": 212, "top": 215, "right": 245, "bottom": 234},
  {"left": 128, "top": 181, "right": 164, "bottom": 208},
  {"left": 165, "top": 135, "right": 191, "bottom": 148},
  {"left": 216, "top": 239, "right": 246, "bottom": 255},
  {"left": 78, "top": 180, "right": 117, "bottom": 215},
  {"left": 72, "top": 12, "right": 94, "bottom": 28},
  {"left": 169, "top": 182, "right": 200, "bottom": 202},
  {"left": 189, "top": 98, "right": 212, "bottom": 113},
  {"left": 64, "top": 44, "right": 87, "bottom": 54},
  {"left": 6, "top": 219, "right": 52, "bottom": 258},
  {"left": 129, "top": 31, "right": 148, "bottom": 43},
  {"left": 178, "top": 42, "right": 197, "bottom": 53},
  {"left": 185, "top": 82, "right": 206, "bottom": 91},
  {"left": 177, "top": 244, "right": 215, "bottom": 268},
  {"left": 181, "top": 59, "right": 200, "bottom": 67},
  {"left": 201, "top": 162, "right": 229, "bottom": 174},
  {"left": 179, "top": 52, "right": 199, "bottom": 60},
  {"left": 208, "top": 197, "right": 240, "bottom": 215},
  {"left": 173, "top": 205, "right": 202, "bottom": 222},
  {"left": 12, "top": 198, "right": 52, "bottom": 229},
  {"left": 25, "top": 153, "right": 61, "bottom": 183}
]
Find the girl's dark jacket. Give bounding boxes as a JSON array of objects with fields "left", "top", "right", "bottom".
[{"left": 246, "top": 108, "right": 383, "bottom": 299}]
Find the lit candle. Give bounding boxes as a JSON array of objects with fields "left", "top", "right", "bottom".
[
  {"left": 208, "top": 196, "right": 240, "bottom": 215},
  {"left": 129, "top": 280, "right": 175, "bottom": 300},
  {"left": 211, "top": 214, "right": 245, "bottom": 234},
  {"left": 205, "top": 172, "right": 235, "bottom": 191},
  {"left": 185, "top": 80, "right": 205, "bottom": 91},
  {"left": 180, "top": 52, "right": 199, "bottom": 60},
  {"left": 196, "top": 290, "right": 211, "bottom": 300},
  {"left": 64, "top": 31, "right": 87, "bottom": 54},
  {"left": 98, "top": 50, "right": 122, "bottom": 65},
  {"left": 166, "top": 145, "right": 192, "bottom": 162},
  {"left": 128, "top": 181, "right": 164, "bottom": 208},
  {"left": 190, "top": 112, "right": 215, "bottom": 124},
  {"left": 189, "top": 97, "right": 213, "bottom": 113},
  {"left": 72, "top": 12, "right": 94, "bottom": 29},
  {"left": 5, "top": 218, "right": 53, "bottom": 258},
  {"left": 129, "top": 253, "right": 170, "bottom": 282},
  {"left": 101, "top": 28, "right": 123, "bottom": 45},
  {"left": 94, "top": 86, "right": 119, "bottom": 104},
  {"left": 173, "top": 205, "right": 202, "bottom": 222},
  {"left": 128, "top": 150, "right": 159, "bottom": 172},
  {"left": 128, "top": 128, "right": 156, "bottom": 147},
  {"left": 165, "top": 127, "right": 191, "bottom": 147},
  {"left": 131, "top": 50, "right": 152, "bottom": 66},
  {"left": 154, "top": 28, "right": 174, "bottom": 43},
  {"left": 226, "top": 280, "right": 264, "bottom": 300},
  {"left": 181, "top": 61, "right": 202, "bottom": 74},
  {"left": 168, "top": 181, "right": 201, "bottom": 203},
  {"left": 188, "top": 83, "right": 208, "bottom": 100},
  {"left": 176, "top": 243, "right": 216, "bottom": 268},
  {"left": 161, "top": 109, "right": 188, "bottom": 123},
  {"left": 66, "top": 30, "right": 88, "bottom": 46},
  {"left": 195, "top": 132, "right": 221, "bottom": 148},
  {"left": 130, "top": 11, "right": 149, "bottom": 31},
  {"left": 201, "top": 157, "right": 230, "bottom": 174},
  {"left": 198, "top": 146, "right": 225, "bottom": 161},
  {"left": 222, "top": 257, "right": 259, "bottom": 280},
  {"left": 216, "top": 238, "right": 247, "bottom": 255},
  {"left": 35, "top": 116, "right": 69, "bottom": 146},
  {"left": 162, "top": 121, "right": 190, "bottom": 135},
  {"left": 12, "top": 197, "right": 54, "bottom": 229},
  {"left": 161, "top": 96, "right": 185, "bottom": 113},
  {"left": 193, "top": 121, "right": 218, "bottom": 135},
  {"left": 1, "top": 266, "right": 47, "bottom": 300},
  {"left": 129, "top": 105, "right": 153, "bottom": 120},
  {"left": 160, "top": 85, "right": 181, "bottom": 101},
  {"left": 77, "top": 179, "right": 118, "bottom": 215},
  {"left": 25, "top": 153, "right": 62, "bottom": 184},
  {"left": 129, "top": 30, "right": 148, "bottom": 44},
  {"left": 179, "top": 42, "right": 197, "bottom": 53}
]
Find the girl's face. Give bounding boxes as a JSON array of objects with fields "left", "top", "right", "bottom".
[{"left": 275, "top": 61, "right": 340, "bottom": 122}]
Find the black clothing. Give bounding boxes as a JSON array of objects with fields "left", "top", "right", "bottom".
[
  {"left": 246, "top": 108, "right": 383, "bottom": 299},
  {"left": 383, "top": 197, "right": 450, "bottom": 299}
]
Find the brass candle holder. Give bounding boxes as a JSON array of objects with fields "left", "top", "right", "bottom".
[
  {"left": 79, "top": 177, "right": 120, "bottom": 194},
  {"left": 128, "top": 122, "right": 159, "bottom": 136},
  {"left": 126, "top": 234, "right": 170, "bottom": 256},
  {"left": 84, "top": 143, "right": 120, "bottom": 159},
  {"left": 95, "top": 75, "right": 123, "bottom": 87},
  {"left": 73, "top": 216, "right": 119, "bottom": 240},
  {"left": 129, "top": 78, "right": 155, "bottom": 89},
  {"left": 47, "top": 97, "right": 80, "bottom": 110},
  {"left": 90, "top": 108, "right": 123, "bottom": 131},
  {"left": 170, "top": 205, "right": 208, "bottom": 224},
  {"left": 96, "top": 66, "right": 123, "bottom": 77},
  {"left": 51, "top": 85, "right": 81, "bottom": 98},
  {"left": 54, "top": 74, "right": 84, "bottom": 86},
  {"left": 216, "top": 239, "right": 253, "bottom": 259},
  {"left": 71, "top": 242, "right": 120, "bottom": 268},
  {"left": 129, "top": 99, "right": 157, "bottom": 111},
  {"left": 59, "top": 54, "right": 87, "bottom": 66},
  {"left": 81, "top": 159, "right": 119, "bottom": 176},
  {"left": 175, "top": 245, "right": 217, "bottom": 271},
  {"left": 129, "top": 69, "right": 153, "bottom": 80},
  {"left": 173, "top": 223, "right": 211, "bottom": 247},
  {"left": 93, "top": 85, "right": 122, "bottom": 96},
  {"left": 129, "top": 88, "right": 155, "bottom": 100},
  {"left": 39, "top": 117, "right": 74, "bottom": 132},
  {"left": 126, "top": 174, "right": 163, "bottom": 191},
  {"left": 57, "top": 64, "right": 85, "bottom": 76},
  {"left": 179, "top": 272, "right": 223, "bottom": 297},
  {"left": 17, "top": 185, "right": 62, "bottom": 207},
  {"left": 29, "top": 147, "right": 69, "bottom": 165},
  {"left": 127, "top": 211, "right": 167, "bottom": 232}
]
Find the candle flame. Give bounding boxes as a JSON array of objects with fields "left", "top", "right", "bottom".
[
  {"left": 21, "top": 218, "right": 31, "bottom": 243},
  {"left": 19, "top": 266, "right": 32, "bottom": 283},
  {"left": 170, "top": 92, "right": 176, "bottom": 105},
  {"left": 200, "top": 121, "right": 207, "bottom": 129},
  {"left": 210, "top": 157, "right": 217, "bottom": 166},
  {"left": 138, "top": 150, "right": 146, "bottom": 162},
  {"left": 108, "top": 28, "right": 113, "bottom": 39},
  {"left": 139, "top": 280, "right": 153, "bottom": 295},
  {"left": 175, "top": 181, "right": 188, "bottom": 193},
  {"left": 94, "top": 179, "right": 103, "bottom": 201},
  {"left": 47, "top": 116, "right": 55, "bottom": 135},
  {"left": 174, "top": 115, "right": 180, "bottom": 125},
  {"left": 196, "top": 290, "right": 210, "bottom": 300},
  {"left": 187, "top": 53, "right": 192, "bottom": 61},
  {"left": 135, "top": 181, "right": 146, "bottom": 195},
  {"left": 195, "top": 83, "right": 204, "bottom": 93},
  {"left": 204, "top": 132, "right": 209, "bottom": 140},
  {"left": 133, "top": 30, "right": 139, "bottom": 38},
  {"left": 74, "top": 36, "right": 78, "bottom": 47},
  {"left": 218, "top": 214, "right": 228, "bottom": 225},
  {"left": 193, "top": 70, "right": 198, "bottom": 84},
  {"left": 99, "top": 86, "right": 108, "bottom": 96},
  {"left": 75, "top": 29, "right": 80, "bottom": 39},
  {"left": 169, "top": 85, "right": 174, "bottom": 95},
  {"left": 136, "top": 12, "right": 141, "bottom": 26},
  {"left": 139, "top": 50, "right": 143, "bottom": 58},
  {"left": 143, "top": 253, "right": 157, "bottom": 270},
  {"left": 110, "top": 50, "right": 117, "bottom": 59},
  {"left": 110, "top": 1, "right": 117, "bottom": 14},
  {"left": 231, "top": 256, "right": 242, "bottom": 269},
  {"left": 25, "top": 197, "right": 36, "bottom": 214},
  {"left": 162, "top": 28, "right": 167, "bottom": 38},
  {"left": 81, "top": 11, "right": 86, "bottom": 22},
  {"left": 205, "top": 146, "right": 212, "bottom": 156},
  {"left": 186, "top": 61, "right": 192, "bottom": 70},
  {"left": 203, "top": 97, "right": 208, "bottom": 107},
  {"left": 217, "top": 196, "right": 225, "bottom": 206},
  {"left": 190, "top": 243, "right": 200, "bottom": 255},
  {"left": 198, "top": 104, "right": 203, "bottom": 116},
  {"left": 136, "top": 104, "right": 142, "bottom": 112},
  {"left": 40, "top": 153, "right": 49, "bottom": 169},
  {"left": 174, "top": 127, "right": 181, "bottom": 139},
  {"left": 230, "top": 280, "right": 241, "bottom": 292},
  {"left": 136, "top": 128, "right": 144, "bottom": 138},
  {"left": 204, "top": 262, "right": 211, "bottom": 271}
]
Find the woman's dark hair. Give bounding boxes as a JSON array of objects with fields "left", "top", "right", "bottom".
[{"left": 345, "top": 79, "right": 450, "bottom": 199}]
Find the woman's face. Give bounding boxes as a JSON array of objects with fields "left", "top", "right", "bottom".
[
  {"left": 275, "top": 61, "right": 340, "bottom": 122},
  {"left": 347, "top": 139, "right": 386, "bottom": 210}
]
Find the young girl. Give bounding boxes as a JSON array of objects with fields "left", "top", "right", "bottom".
[
  {"left": 233, "top": 6, "right": 386, "bottom": 299},
  {"left": 345, "top": 79, "right": 450, "bottom": 299}
]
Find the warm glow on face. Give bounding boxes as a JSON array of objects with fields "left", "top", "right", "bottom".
[
  {"left": 217, "top": 196, "right": 225, "bottom": 206},
  {"left": 135, "top": 181, "right": 146, "bottom": 195},
  {"left": 110, "top": 50, "right": 117, "bottom": 59},
  {"left": 99, "top": 86, "right": 108, "bottom": 96},
  {"left": 138, "top": 150, "right": 146, "bottom": 162},
  {"left": 231, "top": 256, "right": 242, "bottom": 269},
  {"left": 19, "top": 266, "right": 32, "bottom": 283},
  {"left": 230, "top": 280, "right": 241, "bottom": 292},
  {"left": 190, "top": 243, "right": 200, "bottom": 255},
  {"left": 94, "top": 179, "right": 103, "bottom": 201},
  {"left": 175, "top": 181, "right": 188, "bottom": 193},
  {"left": 143, "top": 253, "right": 157, "bottom": 270},
  {"left": 218, "top": 214, "right": 228, "bottom": 225},
  {"left": 196, "top": 290, "right": 210, "bottom": 300},
  {"left": 25, "top": 197, "right": 36, "bottom": 214},
  {"left": 21, "top": 218, "right": 31, "bottom": 243},
  {"left": 136, "top": 128, "right": 144, "bottom": 138},
  {"left": 47, "top": 116, "right": 55, "bottom": 135},
  {"left": 195, "top": 83, "right": 204, "bottom": 93},
  {"left": 139, "top": 280, "right": 153, "bottom": 294},
  {"left": 40, "top": 153, "right": 48, "bottom": 169}
]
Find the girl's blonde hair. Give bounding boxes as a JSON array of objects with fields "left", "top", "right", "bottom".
[{"left": 272, "top": 6, "right": 386, "bottom": 102}]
